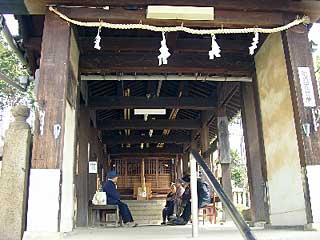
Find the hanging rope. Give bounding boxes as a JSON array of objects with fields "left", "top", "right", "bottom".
[{"left": 49, "top": 6, "right": 309, "bottom": 35}]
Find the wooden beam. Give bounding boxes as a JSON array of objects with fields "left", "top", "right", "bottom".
[
  {"left": 81, "top": 74, "right": 252, "bottom": 82},
  {"left": 97, "top": 119, "right": 201, "bottom": 130},
  {"left": 109, "top": 145, "right": 184, "bottom": 155},
  {"left": 218, "top": 82, "right": 240, "bottom": 106},
  {"left": 88, "top": 96, "right": 217, "bottom": 110},
  {"left": 102, "top": 134, "right": 191, "bottom": 145},
  {"left": 112, "top": 156, "right": 174, "bottom": 160},
  {"left": 28, "top": 36, "right": 253, "bottom": 54},
  {"left": 3, "top": 1, "right": 320, "bottom": 22},
  {"left": 80, "top": 53, "right": 253, "bottom": 76},
  {"left": 58, "top": 7, "right": 286, "bottom": 28}
]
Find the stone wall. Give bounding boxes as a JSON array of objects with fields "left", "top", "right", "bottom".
[{"left": 255, "top": 33, "right": 308, "bottom": 226}]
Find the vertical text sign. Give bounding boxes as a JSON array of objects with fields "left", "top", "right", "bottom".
[{"left": 298, "top": 67, "right": 316, "bottom": 107}]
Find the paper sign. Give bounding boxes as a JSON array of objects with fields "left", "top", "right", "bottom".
[
  {"left": 298, "top": 67, "right": 316, "bottom": 107},
  {"left": 89, "top": 161, "right": 97, "bottom": 174}
]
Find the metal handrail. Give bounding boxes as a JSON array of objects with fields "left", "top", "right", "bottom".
[{"left": 190, "top": 149, "right": 257, "bottom": 240}]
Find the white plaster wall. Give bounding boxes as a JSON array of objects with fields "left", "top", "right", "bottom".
[
  {"left": 306, "top": 165, "right": 320, "bottom": 223},
  {"left": 26, "top": 169, "right": 60, "bottom": 232},
  {"left": 60, "top": 102, "right": 76, "bottom": 232},
  {"left": 255, "top": 33, "right": 307, "bottom": 226}
]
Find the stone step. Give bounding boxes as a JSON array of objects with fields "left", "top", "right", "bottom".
[
  {"left": 126, "top": 205, "right": 164, "bottom": 210},
  {"left": 124, "top": 201, "right": 166, "bottom": 206},
  {"left": 122, "top": 200, "right": 165, "bottom": 225},
  {"left": 132, "top": 215, "right": 162, "bottom": 220},
  {"left": 126, "top": 203, "right": 165, "bottom": 207},
  {"left": 135, "top": 220, "right": 161, "bottom": 225},
  {"left": 130, "top": 209, "right": 163, "bottom": 216}
]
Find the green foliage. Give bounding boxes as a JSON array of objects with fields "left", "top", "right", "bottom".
[
  {"left": 230, "top": 149, "right": 248, "bottom": 189},
  {"left": 0, "top": 34, "right": 34, "bottom": 110}
]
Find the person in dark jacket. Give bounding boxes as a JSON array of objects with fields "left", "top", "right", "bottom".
[
  {"left": 171, "top": 174, "right": 212, "bottom": 225},
  {"left": 102, "top": 171, "right": 137, "bottom": 227},
  {"left": 197, "top": 177, "right": 211, "bottom": 208},
  {"left": 161, "top": 183, "right": 176, "bottom": 225}
]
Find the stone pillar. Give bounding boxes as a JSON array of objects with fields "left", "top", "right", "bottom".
[
  {"left": 254, "top": 31, "right": 312, "bottom": 226},
  {"left": 0, "top": 106, "right": 31, "bottom": 240},
  {"left": 241, "top": 82, "right": 269, "bottom": 223},
  {"left": 217, "top": 107, "right": 232, "bottom": 221}
]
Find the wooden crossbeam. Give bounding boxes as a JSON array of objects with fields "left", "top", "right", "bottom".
[
  {"left": 218, "top": 82, "right": 240, "bottom": 106},
  {"left": 2, "top": 1, "right": 320, "bottom": 22},
  {"left": 97, "top": 119, "right": 201, "bottom": 130},
  {"left": 56, "top": 7, "right": 286, "bottom": 28},
  {"left": 88, "top": 96, "right": 217, "bottom": 110},
  {"left": 109, "top": 145, "right": 184, "bottom": 155},
  {"left": 80, "top": 52, "right": 253, "bottom": 76},
  {"left": 77, "top": 37, "right": 249, "bottom": 53},
  {"left": 102, "top": 134, "right": 191, "bottom": 145}
]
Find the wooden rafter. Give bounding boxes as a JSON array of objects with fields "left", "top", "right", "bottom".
[
  {"left": 88, "top": 96, "right": 217, "bottom": 110},
  {"left": 102, "top": 134, "right": 191, "bottom": 145},
  {"left": 109, "top": 144, "right": 184, "bottom": 155},
  {"left": 97, "top": 119, "right": 201, "bottom": 130},
  {"left": 80, "top": 52, "right": 253, "bottom": 76}
]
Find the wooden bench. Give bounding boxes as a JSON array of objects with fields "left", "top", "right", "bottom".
[{"left": 88, "top": 201, "right": 122, "bottom": 227}]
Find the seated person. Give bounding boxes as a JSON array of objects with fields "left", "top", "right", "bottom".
[
  {"left": 197, "top": 174, "right": 211, "bottom": 209},
  {"left": 171, "top": 179, "right": 185, "bottom": 219},
  {"left": 169, "top": 176, "right": 191, "bottom": 225},
  {"left": 161, "top": 183, "right": 176, "bottom": 225},
  {"left": 171, "top": 174, "right": 211, "bottom": 225},
  {"left": 102, "top": 171, "right": 137, "bottom": 227}
]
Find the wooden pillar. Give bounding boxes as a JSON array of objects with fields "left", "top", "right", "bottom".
[
  {"left": 124, "top": 159, "right": 128, "bottom": 188},
  {"left": 141, "top": 158, "right": 145, "bottom": 188},
  {"left": 156, "top": 159, "right": 159, "bottom": 188},
  {"left": 182, "top": 152, "right": 189, "bottom": 176},
  {"left": 176, "top": 154, "right": 183, "bottom": 178},
  {"left": 200, "top": 111, "right": 210, "bottom": 166},
  {"left": 32, "top": 12, "right": 71, "bottom": 169},
  {"left": 217, "top": 107, "right": 232, "bottom": 221},
  {"left": 282, "top": 23, "right": 320, "bottom": 225},
  {"left": 241, "top": 82, "right": 269, "bottom": 223},
  {"left": 76, "top": 108, "right": 90, "bottom": 227},
  {"left": 26, "top": 10, "right": 79, "bottom": 235},
  {"left": 190, "top": 152, "right": 199, "bottom": 238}
]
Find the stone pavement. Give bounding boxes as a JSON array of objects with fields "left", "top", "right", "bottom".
[{"left": 63, "top": 223, "right": 320, "bottom": 240}]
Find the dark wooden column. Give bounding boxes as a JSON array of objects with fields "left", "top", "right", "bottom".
[
  {"left": 217, "top": 107, "right": 233, "bottom": 221},
  {"left": 182, "top": 152, "right": 189, "bottom": 176},
  {"left": 282, "top": 23, "right": 320, "bottom": 224},
  {"left": 176, "top": 154, "right": 183, "bottom": 179},
  {"left": 241, "top": 82, "right": 269, "bottom": 223},
  {"left": 200, "top": 111, "right": 210, "bottom": 167},
  {"left": 76, "top": 108, "right": 90, "bottom": 227},
  {"left": 32, "top": 11, "right": 71, "bottom": 169}
]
